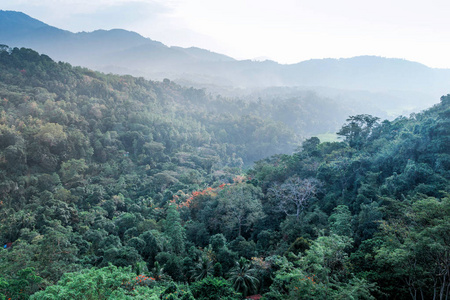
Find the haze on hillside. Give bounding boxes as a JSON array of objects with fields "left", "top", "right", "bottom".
[
  {"left": 1, "top": 9, "right": 450, "bottom": 123},
  {"left": 2, "top": 0, "right": 450, "bottom": 68}
]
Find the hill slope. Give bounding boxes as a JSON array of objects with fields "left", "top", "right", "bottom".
[{"left": 2, "top": 10, "right": 450, "bottom": 115}]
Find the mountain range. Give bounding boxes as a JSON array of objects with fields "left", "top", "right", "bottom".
[{"left": 2, "top": 10, "right": 450, "bottom": 116}]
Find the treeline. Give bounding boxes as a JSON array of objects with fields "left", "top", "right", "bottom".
[{"left": 0, "top": 47, "right": 449, "bottom": 299}]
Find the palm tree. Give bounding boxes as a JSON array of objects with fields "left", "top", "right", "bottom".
[
  {"left": 190, "top": 255, "right": 213, "bottom": 281},
  {"left": 227, "top": 257, "right": 259, "bottom": 297},
  {"left": 151, "top": 261, "right": 165, "bottom": 281}
]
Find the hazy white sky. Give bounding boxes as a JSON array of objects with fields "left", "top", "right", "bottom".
[{"left": 2, "top": 0, "right": 450, "bottom": 67}]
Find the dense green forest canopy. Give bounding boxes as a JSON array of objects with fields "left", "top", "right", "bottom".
[{"left": 0, "top": 47, "right": 449, "bottom": 299}]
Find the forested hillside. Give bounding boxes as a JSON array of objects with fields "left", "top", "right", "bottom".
[{"left": 0, "top": 47, "right": 449, "bottom": 299}]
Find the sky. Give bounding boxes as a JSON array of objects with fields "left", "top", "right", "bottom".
[{"left": 2, "top": 0, "right": 450, "bottom": 68}]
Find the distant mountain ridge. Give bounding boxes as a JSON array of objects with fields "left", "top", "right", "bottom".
[
  {"left": 0, "top": 10, "right": 234, "bottom": 69},
  {"left": 2, "top": 10, "right": 450, "bottom": 114}
]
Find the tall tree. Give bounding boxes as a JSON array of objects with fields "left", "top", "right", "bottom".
[
  {"left": 227, "top": 257, "right": 259, "bottom": 297},
  {"left": 216, "top": 183, "right": 265, "bottom": 238},
  {"left": 164, "top": 205, "right": 186, "bottom": 254},
  {"left": 269, "top": 177, "right": 321, "bottom": 221},
  {"left": 337, "top": 114, "right": 380, "bottom": 149}
]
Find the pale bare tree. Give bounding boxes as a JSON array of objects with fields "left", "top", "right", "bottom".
[{"left": 269, "top": 177, "right": 321, "bottom": 221}]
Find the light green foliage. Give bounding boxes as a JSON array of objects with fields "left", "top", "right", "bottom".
[
  {"left": 30, "top": 265, "right": 161, "bottom": 300},
  {"left": 267, "top": 236, "right": 376, "bottom": 299},
  {"left": 191, "top": 276, "right": 241, "bottom": 300},
  {"left": 216, "top": 183, "right": 265, "bottom": 238},
  {"left": 300, "top": 234, "right": 353, "bottom": 286},
  {"left": 328, "top": 205, "right": 352, "bottom": 237},
  {"left": 36, "top": 123, "right": 67, "bottom": 147}
]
